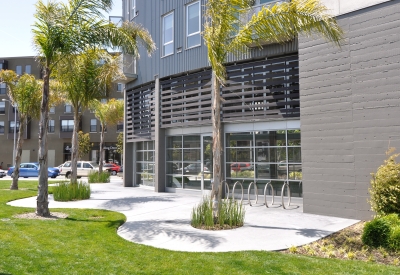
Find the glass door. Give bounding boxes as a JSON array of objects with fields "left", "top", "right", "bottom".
[{"left": 202, "top": 135, "right": 213, "bottom": 192}]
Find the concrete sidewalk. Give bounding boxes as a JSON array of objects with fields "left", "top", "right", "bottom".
[{"left": 7, "top": 178, "right": 359, "bottom": 252}]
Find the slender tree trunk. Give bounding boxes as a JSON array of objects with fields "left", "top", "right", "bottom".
[
  {"left": 99, "top": 124, "right": 105, "bottom": 173},
  {"left": 71, "top": 107, "right": 80, "bottom": 183},
  {"left": 211, "top": 71, "right": 223, "bottom": 216},
  {"left": 10, "top": 116, "right": 25, "bottom": 190},
  {"left": 36, "top": 67, "right": 50, "bottom": 217}
]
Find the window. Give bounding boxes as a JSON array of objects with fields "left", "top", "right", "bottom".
[
  {"left": 117, "top": 83, "right": 123, "bottom": 92},
  {"left": 16, "top": 65, "right": 22, "bottom": 75},
  {"left": 48, "top": 120, "right": 55, "bottom": 133},
  {"left": 49, "top": 106, "right": 55, "bottom": 113},
  {"left": 117, "top": 122, "right": 123, "bottom": 132},
  {"left": 61, "top": 120, "right": 74, "bottom": 132},
  {"left": 101, "top": 98, "right": 107, "bottom": 104},
  {"left": 25, "top": 65, "right": 31, "bottom": 74},
  {"left": 0, "top": 121, "right": 4, "bottom": 134},
  {"left": 65, "top": 104, "right": 72, "bottom": 113},
  {"left": 0, "top": 83, "right": 6, "bottom": 95},
  {"left": 90, "top": 119, "right": 97, "bottom": 132},
  {"left": 186, "top": 1, "right": 201, "bottom": 48},
  {"left": 0, "top": 102, "right": 5, "bottom": 114},
  {"left": 162, "top": 12, "right": 174, "bottom": 56},
  {"left": 9, "top": 121, "right": 19, "bottom": 133}
]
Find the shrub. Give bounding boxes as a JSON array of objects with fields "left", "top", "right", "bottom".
[
  {"left": 53, "top": 181, "right": 91, "bottom": 201},
  {"left": 88, "top": 171, "right": 110, "bottom": 183},
  {"left": 388, "top": 226, "right": 400, "bottom": 251},
  {"left": 191, "top": 196, "right": 245, "bottom": 230},
  {"left": 369, "top": 148, "right": 400, "bottom": 216},
  {"left": 362, "top": 218, "right": 390, "bottom": 248}
]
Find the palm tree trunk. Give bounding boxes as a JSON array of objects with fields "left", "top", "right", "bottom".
[
  {"left": 71, "top": 108, "right": 80, "bottom": 183},
  {"left": 36, "top": 67, "right": 50, "bottom": 217},
  {"left": 10, "top": 117, "right": 26, "bottom": 190},
  {"left": 99, "top": 124, "right": 105, "bottom": 173},
  {"left": 211, "top": 71, "right": 223, "bottom": 216}
]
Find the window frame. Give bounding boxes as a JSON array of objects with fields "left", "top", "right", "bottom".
[
  {"left": 61, "top": 119, "right": 74, "bottom": 132},
  {"left": 9, "top": 121, "right": 20, "bottom": 133},
  {"left": 162, "top": 11, "right": 174, "bottom": 57},
  {"left": 0, "top": 83, "right": 6, "bottom": 95},
  {"left": 48, "top": 119, "right": 55, "bottom": 133},
  {"left": 0, "top": 121, "right": 4, "bottom": 134},
  {"left": 15, "top": 65, "right": 22, "bottom": 75},
  {"left": 0, "top": 102, "right": 5, "bottom": 114},
  {"left": 186, "top": 1, "right": 201, "bottom": 49},
  {"left": 64, "top": 104, "right": 72, "bottom": 113},
  {"left": 90, "top": 119, "right": 97, "bottom": 132},
  {"left": 25, "top": 65, "right": 31, "bottom": 74}
]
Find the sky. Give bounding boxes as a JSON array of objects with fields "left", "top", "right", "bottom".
[{"left": 0, "top": 0, "right": 123, "bottom": 58}]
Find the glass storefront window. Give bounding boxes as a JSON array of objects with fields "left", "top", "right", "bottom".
[{"left": 136, "top": 141, "right": 155, "bottom": 187}]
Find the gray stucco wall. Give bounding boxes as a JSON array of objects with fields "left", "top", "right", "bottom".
[{"left": 299, "top": 0, "right": 400, "bottom": 220}]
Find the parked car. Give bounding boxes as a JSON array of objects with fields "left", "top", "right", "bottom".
[
  {"left": 178, "top": 163, "right": 209, "bottom": 175},
  {"left": 104, "top": 163, "right": 121, "bottom": 175},
  {"left": 230, "top": 162, "right": 253, "bottom": 171},
  {"left": 7, "top": 162, "right": 59, "bottom": 178},
  {"left": 117, "top": 165, "right": 123, "bottom": 177},
  {"left": 0, "top": 169, "right": 6, "bottom": 178},
  {"left": 59, "top": 161, "right": 100, "bottom": 179}
]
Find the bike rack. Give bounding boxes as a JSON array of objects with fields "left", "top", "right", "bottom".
[
  {"left": 263, "top": 181, "right": 275, "bottom": 208},
  {"left": 232, "top": 181, "right": 244, "bottom": 204},
  {"left": 247, "top": 182, "right": 258, "bottom": 206},
  {"left": 222, "top": 180, "right": 230, "bottom": 201},
  {"left": 281, "top": 181, "right": 291, "bottom": 209}
]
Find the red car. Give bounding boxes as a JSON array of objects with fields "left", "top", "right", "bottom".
[{"left": 104, "top": 163, "right": 120, "bottom": 175}]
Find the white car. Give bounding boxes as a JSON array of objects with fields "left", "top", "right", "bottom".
[
  {"left": 59, "top": 161, "right": 99, "bottom": 178},
  {"left": 0, "top": 169, "right": 6, "bottom": 178}
]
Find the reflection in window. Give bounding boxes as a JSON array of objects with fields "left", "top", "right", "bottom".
[
  {"left": 136, "top": 141, "right": 155, "bottom": 187},
  {"left": 162, "top": 12, "right": 174, "bottom": 56},
  {"left": 61, "top": 120, "right": 74, "bottom": 132},
  {"left": 186, "top": 1, "right": 201, "bottom": 48},
  {"left": 0, "top": 121, "right": 4, "bottom": 134}
]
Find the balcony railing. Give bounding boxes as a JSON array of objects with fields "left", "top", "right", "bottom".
[{"left": 113, "top": 54, "right": 138, "bottom": 84}]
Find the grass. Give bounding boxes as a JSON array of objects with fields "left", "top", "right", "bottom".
[
  {"left": 0, "top": 180, "right": 399, "bottom": 274},
  {"left": 53, "top": 181, "right": 91, "bottom": 201},
  {"left": 88, "top": 171, "right": 110, "bottom": 183},
  {"left": 191, "top": 196, "right": 245, "bottom": 229}
]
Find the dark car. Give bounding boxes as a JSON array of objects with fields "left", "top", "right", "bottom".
[
  {"left": 179, "top": 163, "right": 209, "bottom": 175},
  {"left": 7, "top": 162, "right": 59, "bottom": 178}
]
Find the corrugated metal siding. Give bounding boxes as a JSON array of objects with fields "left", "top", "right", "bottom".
[{"left": 124, "top": 0, "right": 298, "bottom": 87}]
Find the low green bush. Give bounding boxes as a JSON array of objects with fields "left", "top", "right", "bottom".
[
  {"left": 191, "top": 196, "right": 245, "bottom": 229},
  {"left": 362, "top": 218, "right": 390, "bottom": 248},
  {"left": 369, "top": 148, "right": 400, "bottom": 216},
  {"left": 53, "top": 181, "right": 91, "bottom": 201},
  {"left": 88, "top": 171, "right": 110, "bottom": 183}
]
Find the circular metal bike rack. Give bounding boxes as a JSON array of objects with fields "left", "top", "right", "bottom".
[
  {"left": 247, "top": 182, "right": 259, "bottom": 206},
  {"left": 232, "top": 181, "right": 244, "bottom": 204},
  {"left": 281, "top": 181, "right": 291, "bottom": 209},
  {"left": 222, "top": 180, "right": 230, "bottom": 200},
  {"left": 263, "top": 181, "right": 275, "bottom": 208}
]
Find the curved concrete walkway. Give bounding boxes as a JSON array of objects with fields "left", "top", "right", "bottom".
[{"left": 7, "top": 178, "right": 359, "bottom": 252}]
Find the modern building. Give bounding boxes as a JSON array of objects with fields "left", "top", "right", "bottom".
[
  {"left": 0, "top": 56, "right": 124, "bottom": 168},
  {"left": 121, "top": 0, "right": 400, "bottom": 220}
]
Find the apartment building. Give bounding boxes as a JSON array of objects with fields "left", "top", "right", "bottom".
[
  {"left": 121, "top": 0, "right": 400, "bottom": 220},
  {"left": 0, "top": 56, "right": 124, "bottom": 168}
]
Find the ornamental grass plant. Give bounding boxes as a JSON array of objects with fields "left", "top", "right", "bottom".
[
  {"left": 191, "top": 196, "right": 245, "bottom": 230},
  {"left": 53, "top": 181, "right": 91, "bottom": 201},
  {"left": 88, "top": 171, "right": 110, "bottom": 183}
]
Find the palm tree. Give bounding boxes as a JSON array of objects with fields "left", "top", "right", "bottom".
[
  {"left": 53, "top": 50, "right": 124, "bottom": 183},
  {"left": 92, "top": 98, "right": 124, "bottom": 173},
  {"left": 32, "top": 0, "right": 155, "bottom": 216},
  {"left": 203, "top": 0, "right": 344, "bottom": 213},
  {"left": 0, "top": 71, "right": 41, "bottom": 190}
]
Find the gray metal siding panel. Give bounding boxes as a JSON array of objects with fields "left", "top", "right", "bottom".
[
  {"left": 300, "top": 0, "right": 400, "bottom": 220},
  {"left": 125, "top": 0, "right": 298, "bottom": 87}
]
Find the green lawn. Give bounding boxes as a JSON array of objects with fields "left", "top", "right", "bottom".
[{"left": 0, "top": 180, "right": 398, "bottom": 274}]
